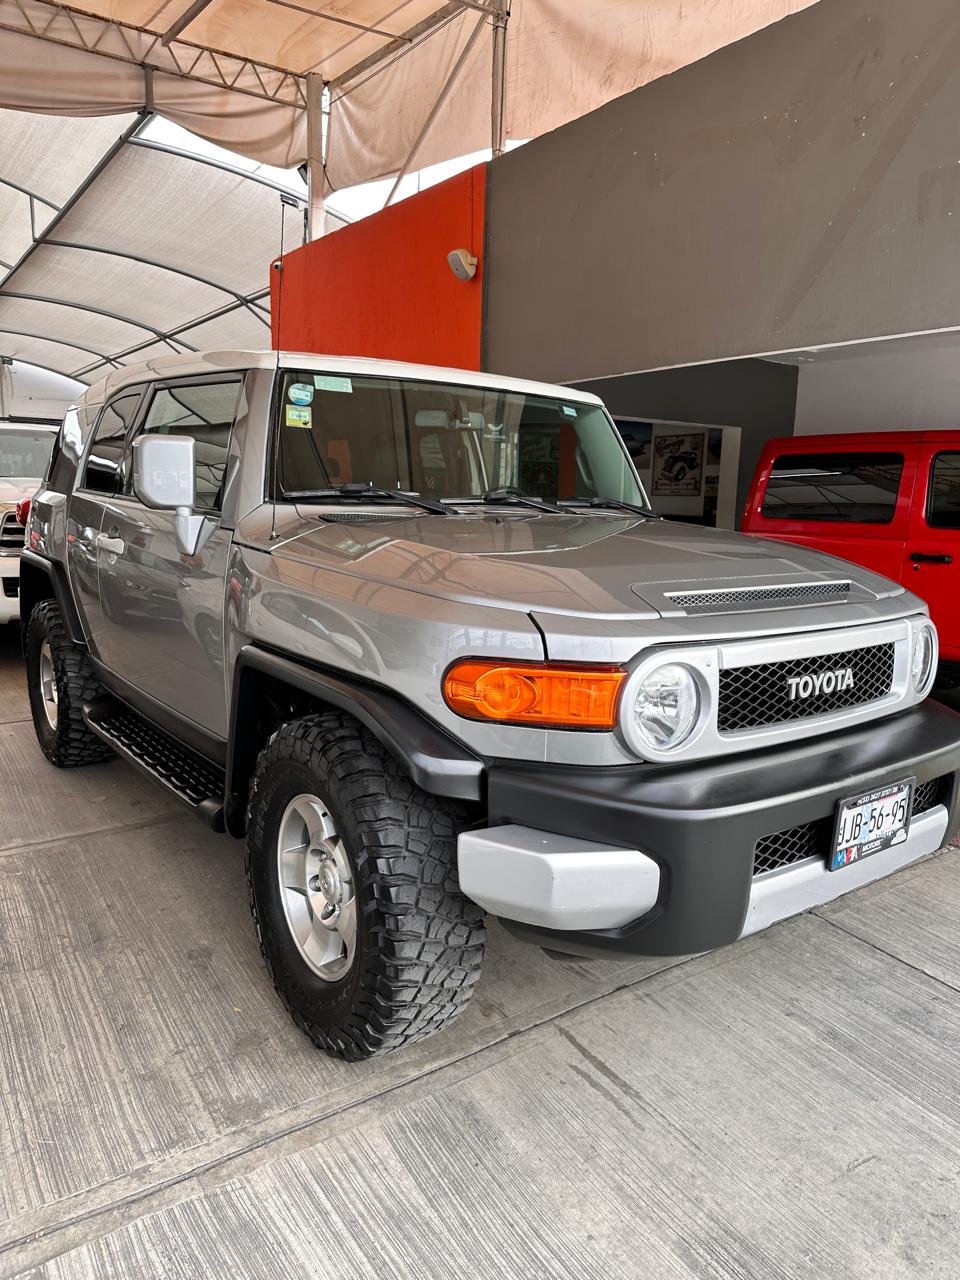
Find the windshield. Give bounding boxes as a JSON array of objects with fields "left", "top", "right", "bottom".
[
  {"left": 274, "top": 371, "right": 648, "bottom": 506},
  {"left": 0, "top": 429, "right": 55, "bottom": 478}
]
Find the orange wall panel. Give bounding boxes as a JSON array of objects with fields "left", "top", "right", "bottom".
[{"left": 272, "top": 165, "right": 486, "bottom": 370}]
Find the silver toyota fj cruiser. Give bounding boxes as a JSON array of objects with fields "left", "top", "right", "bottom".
[{"left": 21, "top": 350, "right": 960, "bottom": 1058}]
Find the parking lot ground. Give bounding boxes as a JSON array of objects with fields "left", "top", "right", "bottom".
[{"left": 2, "top": 627, "right": 960, "bottom": 1279}]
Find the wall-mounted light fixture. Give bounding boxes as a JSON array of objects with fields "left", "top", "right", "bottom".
[{"left": 447, "top": 248, "right": 478, "bottom": 281}]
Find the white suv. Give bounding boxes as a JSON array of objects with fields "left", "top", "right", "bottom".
[{"left": 0, "top": 421, "right": 58, "bottom": 622}]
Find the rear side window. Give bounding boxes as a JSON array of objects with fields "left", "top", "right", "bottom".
[
  {"left": 82, "top": 390, "right": 143, "bottom": 495},
  {"left": 927, "top": 452, "right": 960, "bottom": 528},
  {"left": 761, "top": 451, "right": 904, "bottom": 524}
]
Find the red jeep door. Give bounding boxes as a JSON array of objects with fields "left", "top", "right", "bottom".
[
  {"left": 746, "top": 436, "right": 918, "bottom": 582},
  {"left": 902, "top": 437, "right": 960, "bottom": 661}
]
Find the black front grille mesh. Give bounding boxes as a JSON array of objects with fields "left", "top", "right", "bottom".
[
  {"left": 754, "top": 818, "right": 832, "bottom": 876},
  {"left": 668, "top": 582, "right": 851, "bottom": 614},
  {"left": 0, "top": 513, "right": 24, "bottom": 549},
  {"left": 718, "top": 642, "right": 895, "bottom": 732},
  {"left": 753, "top": 774, "right": 952, "bottom": 877}
]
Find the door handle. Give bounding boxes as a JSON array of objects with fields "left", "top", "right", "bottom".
[
  {"left": 96, "top": 532, "right": 125, "bottom": 556},
  {"left": 910, "top": 551, "right": 952, "bottom": 564}
]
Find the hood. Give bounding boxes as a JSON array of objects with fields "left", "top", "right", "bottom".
[
  {"left": 0, "top": 477, "right": 39, "bottom": 507},
  {"left": 264, "top": 509, "right": 903, "bottom": 619}
]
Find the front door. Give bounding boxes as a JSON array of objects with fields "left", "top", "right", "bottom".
[
  {"left": 95, "top": 374, "right": 244, "bottom": 738},
  {"left": 902, "top": 443, "right": 960, "bottom": 662}
]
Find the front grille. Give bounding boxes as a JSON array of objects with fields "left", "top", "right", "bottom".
[
  {"left": 718, "top": 642, "right": 895, "bottom": 732},
  {"left": 2, "top": 577, "right": 18, "bottom": 598},
  {"left": 913, "top": 775, "right": 949, "bottom": 815},
  {"left": 667, "top": 581, "right": 851, "bottom": 614},
  {"left": 753, "top": 773, "right": 952, "bottom": 876},
  {"left": 0, "top": 512, "right": 24, "bottom": 549},
  {"left": 754, "top": 818, "right": 832, "bottom": 876}
]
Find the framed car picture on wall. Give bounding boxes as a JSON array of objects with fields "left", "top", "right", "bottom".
[{"left": 651, "top": 431, "right": 705, "bottom": 496}]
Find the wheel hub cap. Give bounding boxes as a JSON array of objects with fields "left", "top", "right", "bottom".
[
  {"left": 277, "top": 793, "right": 357, "bottom": 982},
  {"left": 39, "top": 640, "right": 58, "bottom": 731}
]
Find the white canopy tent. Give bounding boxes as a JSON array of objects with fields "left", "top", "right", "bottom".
[
  {"left": 0, "top": 1, "right": 818, "bottom": 202},
  {"left": 0, "top": 0, "right": 818, "bottom": 383},
  {"left": 0, "top": 108, "right": 346, "bottom": 383}
]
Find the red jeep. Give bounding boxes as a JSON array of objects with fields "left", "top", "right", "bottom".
[{"left": 744, "top": 432, "right": 960, "bottom": 677}]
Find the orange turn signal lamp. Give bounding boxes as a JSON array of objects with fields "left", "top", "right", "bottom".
[{"left": 443, "top": 659, "right": 626, "bottom": 729}]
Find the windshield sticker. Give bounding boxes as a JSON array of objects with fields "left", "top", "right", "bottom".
[
  {"left": 285, "top": 405, "right": 313, "bottom": 429},
  {"left": 562, "top": 405, "right": 577, "bottom": 417},
  {"left": 287, "top": 382, "right": 314, "bottom": 406},
  {"left": 313, "top": 374, "right": 353, "bottom": 394}
]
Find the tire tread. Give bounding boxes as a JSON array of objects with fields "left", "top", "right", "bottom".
[
  {"left": 246, "top": 710, "right": 485, "bottom": 1059},
  {"left": 27, "top": 600, "right": 114, "bottom": 767}
]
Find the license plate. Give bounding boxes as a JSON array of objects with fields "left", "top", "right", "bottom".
[{"left": 830, "top": 778, "right": 914, "bottom": 871}]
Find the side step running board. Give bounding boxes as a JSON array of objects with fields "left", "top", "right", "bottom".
[{"left": 83, "top": 699, "right": 226, "bottom": 831}]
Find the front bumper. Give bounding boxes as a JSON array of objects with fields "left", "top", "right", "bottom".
[{"left": 461, "top": 701, "right": 960, "bottom": 958}]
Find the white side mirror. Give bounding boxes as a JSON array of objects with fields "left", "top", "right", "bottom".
[{"left": 133, "top": 435, "right": 203, "bottom": 555}]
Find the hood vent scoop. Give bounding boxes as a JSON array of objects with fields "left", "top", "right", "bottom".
[
  {"left": 665, "top": 580, "right": 851, "bottom": 615},
  {"left": 318, "top": 511, "right": 416, "bottom": 524}
]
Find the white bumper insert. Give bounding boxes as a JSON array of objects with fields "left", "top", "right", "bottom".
[{"left": 457, "top": 824, "right": 661, "bottom": 931}]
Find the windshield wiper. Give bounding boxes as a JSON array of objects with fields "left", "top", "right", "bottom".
[
  {"left": 471, "top": 487, "right": 564, "bottom": 513},
  {"left": 559, "top": 497, "right": 660, "bottom": 518},
  {"left": 284, "top": 483, "right": 447, "bottom": 515}
]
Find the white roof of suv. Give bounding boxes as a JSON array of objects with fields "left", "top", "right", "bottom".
[{"left": 81, "top": 350, "right": 604, "bottom": 409}]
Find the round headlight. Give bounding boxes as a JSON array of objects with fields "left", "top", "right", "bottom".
[
  {"left": 912, "top": 624, "right": 937, "bottom": 693},
  {"left": 632, "top": 662, "right": 701, "bottom": 751}
]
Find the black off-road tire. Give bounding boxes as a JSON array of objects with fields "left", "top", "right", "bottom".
[
  {"left": 246, "top": 710, "right": 486, "bottom": 1059},
  {"left": 25, "top": 600, "right": 115, "bottom": 768}
]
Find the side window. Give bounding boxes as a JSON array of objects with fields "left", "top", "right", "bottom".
[
  {"left": 760, "top": 451, "right": 904, "bottom": 524},
  {"left": 82, "top": 390, "right": 144, "bottom": 495},
  {"left": 132, "top": 377, "right": 243, "bottom": 512},
  {"left": 927, "top": 453, "right": 960, "bottom": 529}
]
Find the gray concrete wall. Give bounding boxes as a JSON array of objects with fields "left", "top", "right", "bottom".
[
  {"left": 575, "top": 357, "right": 798, "bottom": 518},
  {"left": 484, "top": 0, "right": 960, "bottom": 383},
  {"left": 794, "top": 333, "right": 960, "bottom": 434}
]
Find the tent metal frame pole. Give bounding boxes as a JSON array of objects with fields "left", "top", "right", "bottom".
[
  {"left": 490, "top": 0, "right": 508, "bottom": 157},
  {"left": 42, "top": 239, "right": 271, "bottom": 325},
  {"left": 306, "top": 73, "right": 326, "bottom": 241},
  {"left": 0, "top": 328, "right": 120, "bottom": 366},
  {"left": 70, "top": 289, "right": 271, "bottom": 380},
  {"left": 1, "top": 0, "right": 307, "bottom": 108},
  {"left": 328, "top": 2, "right": 494, "bottom": 96},
  {"left": 1, "top": 292, "right": 198, "bottom": 351},
  {"left": 160, "top": 0, "right": 215, "bottom": 45},
  {"left": 0, "top": 177, "right": 59, "bottom": 212},
  {"left": 384, "top": 11, "right": 487, "bottom": 207},
  {"left": 0, "top": 111, "right": 147, "bottom": 289},
  {"left": 126, "top": 136, "right": 312, "bottom": 207},
  {"left": 266, "top": 0, "right": 408, "bottom": 42}
]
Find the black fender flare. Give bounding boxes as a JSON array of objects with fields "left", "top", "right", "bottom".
[
  {"left": 19, "top": 549, "right": 85, "bottom": 644},
  {"left": 224, "top": 645, "right": 485, "bottom": 836}
]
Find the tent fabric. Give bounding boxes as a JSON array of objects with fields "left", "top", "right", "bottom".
[
  {"left": 0, "top": 107, "right": 327, "bottom": 383},
  {"left": 327, "top": 0, "right": 820, "bottom": 190},
  {"left": 0, "top": 23, "right": 307, "bottom": 167},
  {"left": 0, "top": 1, "right": 819, "bottom": 181}
]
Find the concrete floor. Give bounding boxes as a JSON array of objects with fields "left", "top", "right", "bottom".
[{"left": 2, "top": 629, "right": 960, "bottom": 1278}]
